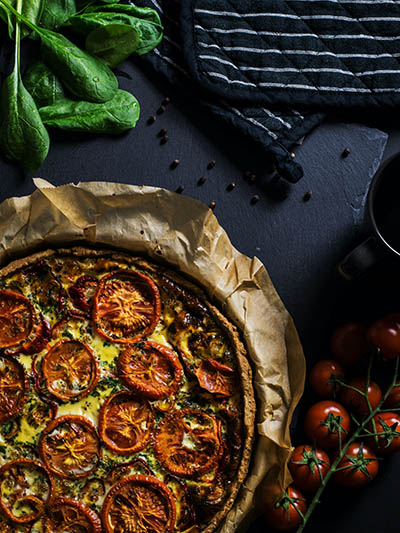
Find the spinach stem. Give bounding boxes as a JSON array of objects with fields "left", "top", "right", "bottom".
[
  {"left": 0, "top": 0, "right": 43, "bottom": 36},
  {"left": 14, "top": 0, "right": 21, "bottom": 72}
]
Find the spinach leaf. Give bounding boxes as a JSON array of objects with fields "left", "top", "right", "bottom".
[
  {"left": 0, "top": 0, "right": 118, "bottom": 103},
  {"left": 85, "top": 23, "right": 139, "bottom": 67},
  {"left": 4, "top": 0, "right": 43, "bottom": 38},
  {"left": 0, "top": 73, "right": 50, "bottom": 171},
  {"left": 40, "top": 0, "right": 76, "bottom": 30},
  {"left": 40, "top": 89, "right": 140, "bottom": 133},
  {"left": 40, "top": 31, "right": 118, "bottom": 102},
  {"left": 76, "top": 0, "right": 118, "bottom": 8},
  {"left": 0, "top": 1, "right": 50, "bottom": 172},
  {"left": 68, "top": 3, "right": 163, "bottom": 55},
  {"left": 23, "top": 61, "right": 65, "bottom": 107},
  {"left": 0, "top": 5, "right": 14, "bottom": 38}
]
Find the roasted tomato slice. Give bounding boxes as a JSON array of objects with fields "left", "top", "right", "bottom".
[
  {"left": 195, "top": 359, "right": 236, "bottom": 397},
  {"left": 39, "top": 415, "right": 100, "bottom": 479},
  {"left": 0, "top": 289, "right": 33, "bottom": 348},
  {"left": 22, "top": 261, "right": 65, "bottom": 317},
  {"left": 42, "top": 340, "right": 99, "bottom": 402},
  {"left": 0, "top": 459, "right": 54, "bottom": 524},
  {"left": 68, "top": 275, "right": 98, "bottom": 315},
  {"left": 99, "top": 391, "right": 153, "bottom": 455},
  {"left": 118, "top": 341, "right": 183, "bottom": 400},
  {"left": 0, "top": 355, "right": 27, "bottom": 423},
  {"left": 102, "top": 475, "right": 176, "bottom": 533},
  {"left": 42, "top": 497, "right": 102, "bottom": 533},
  {"left": 93, "top": 270, "right": 161, "bottom": 343},
  {"left": 155, "top": 410, "right": 222, "bottom": 478},
  {"left": 188, "top": 474, "right": 226, "bottom": 508},
  {"left": 6, "top": 311, "right": 51, "bottom": 357},
  {"left": 165, "top": 476, "right": 196, "bottom": 532}
]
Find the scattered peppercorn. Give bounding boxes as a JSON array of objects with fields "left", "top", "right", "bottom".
[
  {"left": 251, "top": 195, "right": 259, "bottom": 205},
  {"left": 158, "top": 128, "right": 167, "bottom": 137},
  {"left": 198, "top": 176, "right": 206, "bottom": 185},
  {"left": 207, "top": 160, "right": 216, "bottom": 170},
  {"left": 147, "top": 115, "right": 156, "bottom": 125},
  {"left": 160, "top": 135, "right": 168, "bottom": 145},
  {"left": 227, "top": 182, "right": 236, "bottom": 191},
  {"left": 162, "top": 97, "right": 170, "bottom": 106},
  {"left": 209, "top": 201, "right": 216, "bottom": 209},
  {"left": 176, "top": 185, "right": 184, "bottom": 194},
  {"left": 157, "top": 105, "right": 166, "bottom": 115},
  {"left": 303, "top": 191, "right": 312, "bottom": 202},
  {"left": 342, "top": 147, "right": 351, "bottom": 158},
  {"left": 290, "top": 152, "right": 296, "bottom": 159},
  {"left": 170, "top": 159, "right": 180, "bottom": 169}
]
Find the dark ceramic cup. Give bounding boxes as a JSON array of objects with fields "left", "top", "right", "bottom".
[{"left": 339, "top": 153, "right": 400, "bottom": 280}]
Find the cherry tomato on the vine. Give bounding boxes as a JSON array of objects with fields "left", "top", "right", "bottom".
[
  {"left": 339, "top": 377, "right": 382, "bottom": 417},
  {"left": 262, "top": 485, "right": 307, "bottom": 531},
  {"left": 304, "top": 401, "right": 350, "bottom": 449},
  {"left": 368, "top": 313, "right": 400, "bottom": 359},
  {"left": 330, "top": 322, "right": 369, "bottom": 366},
  {"left": 384, "top": 382, "right": 400, "bottom": 409},
  {"left": 309, "top": 360, "right": 344, "bottom": 398},
  {"left": 288, "top": 445, "right": 330, "bottom": 492},
  {"left": 333, "top": 442, "right": 378, "bottom": 488},
  {"left": 368, "top": 412, "right": 400, "bottom": 455}
]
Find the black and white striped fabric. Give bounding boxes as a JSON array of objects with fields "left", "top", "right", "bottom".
[
  {"left": 136, "top": 0, "right": 400, "bottom": 181},
  {"left": 182, "top": 0, "right": 400, "bottom": 108}
]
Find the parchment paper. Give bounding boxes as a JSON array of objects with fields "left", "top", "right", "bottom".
[{"left": 0, "top": 179, "right": 306, "bottom": 532}]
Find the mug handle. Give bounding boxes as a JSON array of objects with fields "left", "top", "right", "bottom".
[{"left": 338, "top": 236, "right": 385, "bottom": 280}]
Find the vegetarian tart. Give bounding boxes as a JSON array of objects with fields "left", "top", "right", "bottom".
[{"left": 0, "top": 247, "right": 255, "bottom": 532}]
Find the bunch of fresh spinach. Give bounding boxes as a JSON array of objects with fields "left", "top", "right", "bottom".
[{"left": 0, "top": 0, "right": 163, "bottom": 171}]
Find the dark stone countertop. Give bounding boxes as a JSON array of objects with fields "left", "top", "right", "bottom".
[{"left": 1, "top": 55, "right": 400, "bottom": 533}]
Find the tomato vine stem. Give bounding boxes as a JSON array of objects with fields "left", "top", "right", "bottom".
[{"left": 295, "top": 355, "right": 399, "bottom": 532}]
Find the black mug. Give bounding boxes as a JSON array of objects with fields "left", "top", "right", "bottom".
[{"left": 338, "top": 153, "right": 400, "bottom": 280}]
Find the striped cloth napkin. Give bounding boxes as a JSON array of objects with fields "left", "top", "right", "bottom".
[{"left": 137, "top": 0, "right": 400, "bottom": 181}]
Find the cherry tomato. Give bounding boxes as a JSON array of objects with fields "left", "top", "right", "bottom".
[
  {"left": 333, "top": 442, "right": 378, "bottom": 488},
  {"left": 309, "top": 360, "right": 344, "bottom": 397},
  {"left": 304, "top": 400, "right": 350, "bottom": 449},
  {"left": 288, "top": 445, "right": 330, "bottom": 492},
  {"left": 384, "top": 382, "right": 400, "bottom": 409},
  {"left": 262, "top": 485, "right": 307, "bottom": 531},
  {"left": 340, "top": 377, "right": 382, "bottom": 417},
  {"left": 368, "top": 313, "right": 400, "bottom": 359},
  {"left": 330, "top": 322, "right": 369, "bottom": 366},
  {"left": 368, "top": 412, "right": 400, "bottom": 455}
]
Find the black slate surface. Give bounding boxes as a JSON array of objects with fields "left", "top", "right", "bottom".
[{"left": 0, "top": 56, "right": 399, "bottom": 532}]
